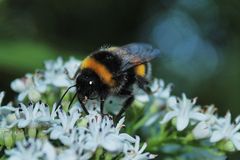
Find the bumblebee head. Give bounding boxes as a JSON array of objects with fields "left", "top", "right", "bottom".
[{"left": 76, "top": 69, "right": 101, "bottom": 103}]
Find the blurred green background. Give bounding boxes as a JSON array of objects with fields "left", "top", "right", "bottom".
[{"left": 0, "top": 0, "right": 240, "bottom": 158}]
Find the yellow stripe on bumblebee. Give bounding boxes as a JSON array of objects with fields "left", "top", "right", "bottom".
[
  {"left": 81, "top": 57, "right": 116, "bottom": 87},
  {"left": 134, "top": 64, "right": 146, "bottom": 77}
]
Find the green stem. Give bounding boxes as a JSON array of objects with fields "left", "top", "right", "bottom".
[
  {"left": 104, "top": 153, "right": 113, "bottom": 160},
  {"left": 95, "top": 148, "right": 103, "bottom": 160},
  {"left": 132, "top": 112, "right": 153, "bottom": 132},
  {"left": 132, "top": 100, "right": 160, "bottom": 132}
]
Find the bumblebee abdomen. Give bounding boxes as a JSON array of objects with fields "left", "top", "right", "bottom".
[
  {"left": 92, "top": 51, "right": 122, "bottom": 73},
  {"left": 81, "top": 51, "right": 122, "bottom": 87}
]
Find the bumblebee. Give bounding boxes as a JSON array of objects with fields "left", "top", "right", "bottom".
[{"left": 58, "top": 43, "right": 160, "bottom": 119}]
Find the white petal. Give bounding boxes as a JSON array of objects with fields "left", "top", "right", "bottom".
[
  {"left": 160, "top": 111, "right": 177, "bottom": 124},
  {"left": 42, "top": 141, "right": 56, "bottom": 160},
  {"left": 0, "top": 106, "right": 16, "bottom": 114},
  {"left": 231, "top": 132, "right": 240, "bottom": 150},
  {"left": 116, "top": 117, "right": 125, "bottom": 133},
  {"left": 11, "top": 79, "right": 26, "bottom": 92},
  {"left": 135, "top": 136, "right": 140, "bottom": 151},
  {"left": 17, "top": 92, "right": 28, "bottom": 102},
  {"left": 28, "top": 89, "right": 41, "bottom": 102},
  {"left": 17, "top": 120, "right": 29, "bottom": 128},
  {"left": 7, "top": 121, "right": 18, "bottom": 128},
  {"left": 147, "top": 153, "right": 158, "bottom": 159},
  {"left": 84, "top": 141, "right": 98, "bottom": 151},
  {"left": 192, "top": 122, "right": 212, "bottom": 139},
  {"left": 59, "top": 136, "right": 71, "bottom": 146},
  {"left": 139, "top": 143, "right": 147, "bottom": 153},
  {"left": 189, "top": 112, "right": 207, "bottom": 121},
  {"left": 50, "top": 129, "right": 63, "bottom": 139},
  {"left": 119, "top": 133, "right": 136, "bottom": 143},
  {"left": 8, "top": 156, "right": 20, "bottom": 160},
  {"left": 225, "top": 111, "right": 231, "bottom": 124},
  {"left": 210, "top": 131, "right": 224, "bottom": 143},
  {"left": 233, "top": 123, "right": 240, "bottom": 134},
  {"left": 235, "top": 115, "right": 240, "bottom": 124},
  {"left": 69, "top": 113, "right": 80, "bottom": 128},
  {"left": 64, "top": 57, "right": 81, "bottom": 78},
  {"left": 52, "top": 75, "right": 71, "bottom": 87},
  {"left": 102, "top": 135, "right": 123, "bottom": 152},
  {"left": 135, "top": 94, "right": 149, "bottom": 103},
  {"left": 166, "top": 96, "right": 177, "bottom": 110},
  {"left": 0, "top": 91, "right": 5, "bottom": 105},
  {"left": 176, "top": 115, "right": 189, "bottom": 131}
]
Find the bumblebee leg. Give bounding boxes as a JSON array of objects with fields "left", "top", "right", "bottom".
[
  {"left": 78, "top": 97, "right": 89, "bottom": 115},
  {"left": 115, "top": 95, "right": 134, "bottom": 121},
  {"left": 100, "top": 97, "right": 105, "bottom": 114},
  {"left": 136, "top": 76, "right": 152, "bottom": 94}
]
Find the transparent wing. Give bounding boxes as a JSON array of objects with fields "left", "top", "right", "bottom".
[{"left": 116, "top": 43, "right": 160, "bottom": 74}]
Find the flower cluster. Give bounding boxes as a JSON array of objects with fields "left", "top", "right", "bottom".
[
  {"left": 5, "top": 139, "right": 56, "bottom": 160},
  {"left": 10, "top": 57, "right": 80, "bottom": 102},
  {"left": 2, "top": 101, "right": 156, "bottom": 160},
  {"left": 1, "top": 57, "right": 239, "bottom": 160},
  {"left": 160, "top": 93, "right": 240, "bottom": 152}
]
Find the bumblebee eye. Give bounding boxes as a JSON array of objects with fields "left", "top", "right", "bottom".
[{"left": 89, "top": 81, "right": 93, "bottom": 85}]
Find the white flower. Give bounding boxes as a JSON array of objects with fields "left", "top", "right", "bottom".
[
  {"left": 47, "top": 108, "right": 81, "bottom": 145},
  {"left": 64, "top": 57, "right": 81, "bottom": 79},
  {"left": 11, "top": 101, "right": 56, "bottom": 128},
  {"left": 0, "top": 91, "right": 18, "bottom": 129},
  {"left": 11, "top": 73, "right": 46, "bottom": 102},
  {"left": 38, "top": 103, "right": 58, "bottom": 123},
  {"left": 123, "top": 136, "right": 157, "bottom": 160},
  {"left": 15, "top": 102, "right": 45, "bottom": 128},
  {"left": 192, "top": 105, "right": 218, "bottom": 139},
  {"left": 0, "top": 91, "right": 16, "bottom": 114},
  {"left": 0, "top": 113, "right": 18, "bottom": 129},
  {"left": 58, "top": 145, "right": 92, "bottom": 160},
  {"left": 192, "top": 121, "right": 212, "bottom": 139},
  {"left": 210, "top": 112, "right": 240, "bottom": 150},
  {"left": 202, "top": 105, "right": 218, "bottom": 124},
  {"left": 135, "top": 79, "right": 172, "bottom": 105},
  {"left": 161, "top": 93, "right": 207, "bottom": 131},
  {"left": 84, "top": 114, "right": 135, "bottom": 153},
  {"left": 57, "top": 124, "right": 93, "bottom": 160},
  {"left": 5, "top": 139, "right": 56, "bottom": 160},
  {"left": 58, "top": 131, "right": 92, "bottom": 160},
  {"left": 44, "top": 57, "right": 72, "bottom": 87}
]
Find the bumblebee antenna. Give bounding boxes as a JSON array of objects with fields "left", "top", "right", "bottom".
[{"left": 56, "top": 84, "right": 77, "bottom": 111}]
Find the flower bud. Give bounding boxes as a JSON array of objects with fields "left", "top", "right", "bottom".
[
  {"left": 0, "top": 129, "right": 5, "bottom": 145},
  {"left": 4, "top": 131, "right": 14, "bottom": 149},
  {"left": 171, "top": 117, "right": 177, "bottom": 127},
  {"left": 6, "top": 113, "right": 17, "bottom": 124},
  {"left": 28, "top": 89, "right": 41, "bottom": 102},
  {"left": 37, "top": 130, "right": 48, "bottom": 139},
  {"left": 217, "top": 140, "right": 235, "bottom": 152},
  {"left": 14, "top": 129, "right": 25, "bottom": 141},
  {"left": 28, "top": 127, "right": 37, "bottom": 138},
  {"left": 192, "top": 122, "right": 212, "bottom": 139}
]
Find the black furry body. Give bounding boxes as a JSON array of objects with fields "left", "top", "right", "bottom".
[{"left": 68, "top": 43, "right": 160, "bottom": 119}]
